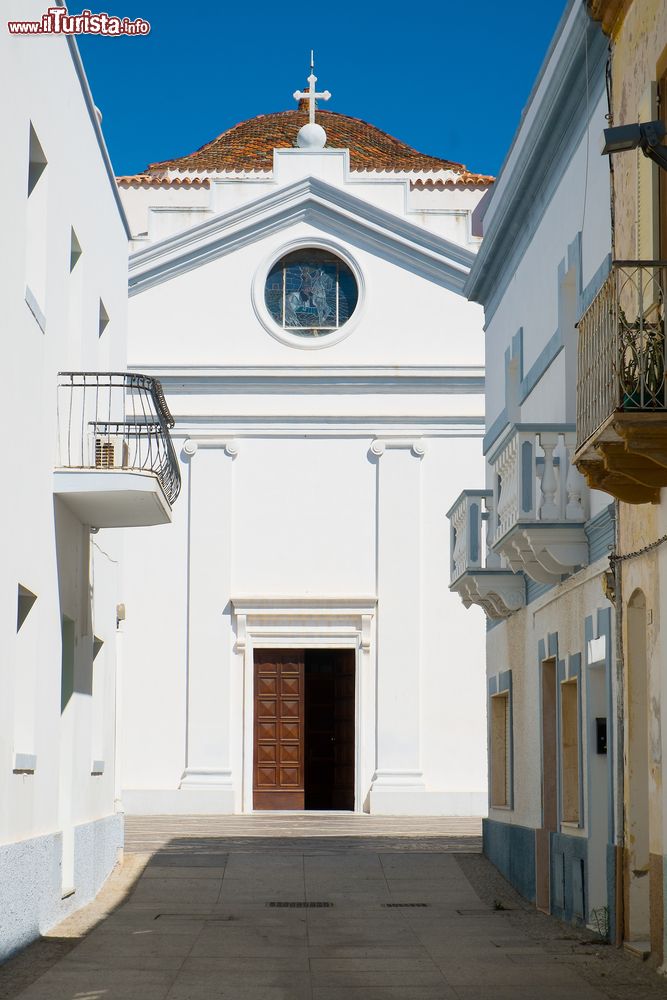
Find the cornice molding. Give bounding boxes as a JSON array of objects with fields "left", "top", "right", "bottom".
[
  {"left": 131, "top": 365, "right": 485, "bottom": 396},
  {"left": 465, "top": 3, "right": 608, "bottom": 316},
  {"left": 128, "top": 175, "right": 475, "bottom": 297}
]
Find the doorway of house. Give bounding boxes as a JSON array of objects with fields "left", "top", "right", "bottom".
[
  {"left": 536, "top": 656, "right": 558, "bottom": 913},
  {"left": 253, "top": 648, "right": 355, "bottom": 811}
]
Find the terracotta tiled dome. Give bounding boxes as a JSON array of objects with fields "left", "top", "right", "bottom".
[{"left": 140, "top": 106, "right": 490, "bottom": 179}]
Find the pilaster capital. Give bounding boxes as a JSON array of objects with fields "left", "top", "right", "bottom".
[{"left": 370, "top": 437, "right": 426, "bottom": 458}]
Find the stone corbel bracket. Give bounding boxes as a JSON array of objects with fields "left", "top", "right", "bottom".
[{"left": 452, "top": 571, "right": 526, "bottom": 620}]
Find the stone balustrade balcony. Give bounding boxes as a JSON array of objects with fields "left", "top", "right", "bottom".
[
  {"left": 447, "top": 489, "right": 525, "bottom": 620},
  {"left": 488, "top": 424, "right": 589, "bottom": 584},
  {"left": 575, "top": 261, "right": 667, "bottom": 504}
]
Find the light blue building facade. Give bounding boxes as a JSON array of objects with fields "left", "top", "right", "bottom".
[{"left": 448, "top": 0, "right": 618, "bottom": 930}]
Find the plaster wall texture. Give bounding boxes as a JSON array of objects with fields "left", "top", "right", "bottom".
[
  {"left": 486, "top": 571, "right": 614, "bottom": 849},
  {"left": 483, "top": 87, "right": 611, "bottom": 432},
  {"left": 609, "top": 0, "right": 667, "bottom": 263},
  {"left": 119, "top": 138, "right": 488, "bottom": 815},
  {"left": 1, "top": 0, "right": 129, "bottom": 959},
  {"left": 0, "top": 814, "right": 123, "bottom": 963}
]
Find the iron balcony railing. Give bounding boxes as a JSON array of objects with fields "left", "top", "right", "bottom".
[
  {"left": 577, "top": 261, "right": 667, "bottom": 450},
  {"left": 56, "top": 372, "right": 181, "bottom": 506}
]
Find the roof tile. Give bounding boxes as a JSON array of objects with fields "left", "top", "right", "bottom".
[{"left": 136, "top": 108, "right": 492, "bottom": 180}]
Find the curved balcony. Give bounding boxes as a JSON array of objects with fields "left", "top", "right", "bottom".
[
  {"left": 54, "top": 372, "right": 181, "bottom": 527},
  {"left": 447, "top": 489, "right": 525, "bottom": 620},
  {"left": 575, "top": 261, "right": 667, "bottom": 503}
]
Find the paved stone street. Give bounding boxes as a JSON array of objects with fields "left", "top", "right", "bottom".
[{"left": 1, "top": 816, "right": 666, "bottom": 1000}]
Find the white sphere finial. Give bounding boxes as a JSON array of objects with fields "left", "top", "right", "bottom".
[{"left": 297, "top": 122, "right": 327, "bottom": 149}]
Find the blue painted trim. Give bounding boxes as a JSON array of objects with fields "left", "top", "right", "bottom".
[
  {"left": 483, "top": 818, "right": 536, "bottom": 902},
  {"left": 483, "top": 408, "right": 509, "bottom": 456},
  {"left": 498, "top": 669, "right": 514, "bottom": 809},
  {"left": 521, "top": 440, "right": 533, "bottom": 514},
  {"left": 512, "top": 328, "right": 525, "bottom": 382},
  {"left": 519, "top": 329, "right": 564, "bottom": 403},
  {"left": 487, "top": 671, "right": 514, "bottom": 809},
  {"left": 579, "top": 253, "right": 612, "bottom": 317},
  {"left": 469, "top": 503, "right": 480, "bottom": 564},
  {"left": 568, "top": 231, "right": 583, "bottom": 302},
  {"left": 550, "top": 830, "right": 588, "bottom": 923},
  {"left": 566, "top": 652, "right": 585, "bottom": 829},
  {"left": 538, "top": 633, "right": 561, "bottom": 828},
  {"left": 25, "top": 286, "right": 46, "bottom": 333},
  {"left": 585, "top": 503, "right": 615, "bottom": 564},
  {"left": 526, "top": 578, "right": 555, "bottom": 605},
  {"left": 465, "top": 5, "right": 608, "bottom": 322}
]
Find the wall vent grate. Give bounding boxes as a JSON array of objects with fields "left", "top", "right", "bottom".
[{"left": 383, "top": 903, "right": 429, "bottom": 908}]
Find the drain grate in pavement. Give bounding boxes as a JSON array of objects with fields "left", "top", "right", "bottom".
[
  {"left": 456, "top": 907, "right": 511, "bottom": 915},
  {"left": 383, "top": 903, "right": 429, "bottom": 908},
  {"left": 266, "top": 901, "right": 333, "bottom": 908}
]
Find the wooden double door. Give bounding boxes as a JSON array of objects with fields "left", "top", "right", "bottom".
[{"left": 253, "top": 648, "right": 355, "bottom": 811}]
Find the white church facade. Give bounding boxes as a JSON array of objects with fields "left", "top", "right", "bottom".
[{"left": 117, "top": 72, "right": 493, "bottom": 816}]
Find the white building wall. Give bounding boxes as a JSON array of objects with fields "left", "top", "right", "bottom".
[
  {"left": 0, "top": 2, "right": 128, "bottom": 960},
  {"left": 459, "top": 0, "right": 616, "bottom": 925}
]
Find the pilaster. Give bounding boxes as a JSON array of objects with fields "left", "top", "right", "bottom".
[
  {"left": 179, "top": 438, "right": 237, "bottom": 810},
  {"left": 369, "top": 438, "right": 426, "bottom": 813}
]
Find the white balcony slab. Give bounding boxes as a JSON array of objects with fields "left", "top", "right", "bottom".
[
  {"left": 447, "top": 489, "right": 526, "bottom": 619},
  {"left": 452, "top": 570, "right": 525, "bottom": 620},
  {"left": 494, "top": 522, "right": 588, "bottom": 585},
  {"left": 53, "top": 469, "right": 172, "bottom": 527}
]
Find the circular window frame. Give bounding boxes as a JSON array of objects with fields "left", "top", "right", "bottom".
[{"left": 252, "top": 238, "right": 365, "bottom": 350}]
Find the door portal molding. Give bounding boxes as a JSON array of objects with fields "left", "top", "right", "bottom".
[{"left": 231, "top": 596, "right": 376, "bottom": 813}]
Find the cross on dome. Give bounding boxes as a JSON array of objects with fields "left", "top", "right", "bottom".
[{"left": 293, "top": 51, "right": 331, "bottom": 125}]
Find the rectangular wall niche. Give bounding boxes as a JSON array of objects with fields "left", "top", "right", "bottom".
[
  {"left": 26, "top": 123, "right": 48, "bottom": 324},
  {"left": 561, "top": 678, "right": 580, "bottom": 823},
  {"left": 490, "top": 691, "right": 510, "bottom": 807},
  {"left": 17, "top": 584, "right": 37, "bottom": 631}
]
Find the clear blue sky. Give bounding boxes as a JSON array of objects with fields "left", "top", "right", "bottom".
[{"left": 79, "top": 0, "right": 567, "bottom": 178}]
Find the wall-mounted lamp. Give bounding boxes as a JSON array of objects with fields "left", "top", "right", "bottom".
[{"left": 601, "top": 120, "right": 667, "bottom": 172}]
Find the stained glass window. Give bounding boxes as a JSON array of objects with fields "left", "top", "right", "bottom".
[{"left": 264, "top": 249, "right": 358, "bottom": 336}]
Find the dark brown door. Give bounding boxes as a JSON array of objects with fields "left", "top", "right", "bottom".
[
  {"left": 253, "top": 650, "right": 305, "bottom": 810},
  {"left": 333, "top": 653, "right": 355, "bottom": 810},
  {"left": 660, "top": 69, "right": 667, "bottom": 260},
  {"left": 304, "top": 650, "right": 355, "bottom": 810}
]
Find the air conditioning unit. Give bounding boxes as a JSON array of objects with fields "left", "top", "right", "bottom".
[{"left": 89, "top": 434, "right": 129, "bottom": 469}]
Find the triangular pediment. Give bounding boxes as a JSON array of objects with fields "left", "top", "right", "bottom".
[{"left": 128, "top": 176, "right": 475, "bottom": 296}]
